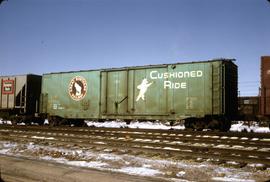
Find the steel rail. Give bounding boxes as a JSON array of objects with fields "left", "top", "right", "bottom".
[
  {"left": 1, "top": 128, "right": 270, "bottom": 166},
  {"left": 1, "top": 126, "right": 270, "bottom": 149}
]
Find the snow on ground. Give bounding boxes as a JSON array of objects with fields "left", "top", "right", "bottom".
[
  {"left": 86, "top": 120, "right": 128, "bottom": 128},
  {"left": 0, "top": 118, "right": 12, "bottom": 125},
  {"left": 230, "top": 121, "right": 270, "bottom": 133},
  {"left": 0, "top": 140, "right": 269, "bottom": 181},
  {"left": 211, "top": 177, "right": 255, "bottom": 182},
  {"left": 44, "top": 119, "right": 49, "bottom": 125},
  {"left": 85, "top": 120, "right": 269, "bottom": 133},
  {"left": 117, "top": 166, "right": 162, "bottom": 176},
  {"left": 0, "top": 118, "right": 269, "bottom": 133}
]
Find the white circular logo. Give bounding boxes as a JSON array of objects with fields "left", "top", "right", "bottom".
[{"left": 68, "top": 76, "right": 87, "bottom": 101}]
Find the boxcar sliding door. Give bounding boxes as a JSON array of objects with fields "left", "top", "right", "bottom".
[{"left": 101, "top": 71, "right": 128, "bottom": 115}]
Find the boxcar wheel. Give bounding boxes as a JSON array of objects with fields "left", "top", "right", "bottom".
[{"left": 48, "top": 116, "right": 60, "bottom": 127}]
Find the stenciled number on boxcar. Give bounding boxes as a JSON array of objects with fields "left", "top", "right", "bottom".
[{"left": 68, "top": 76, "right": 87, "bottom": 101}]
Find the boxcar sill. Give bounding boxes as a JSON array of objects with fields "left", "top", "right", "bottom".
[{"left": 104, "top": 114, "right": 170, "bottom": 116}]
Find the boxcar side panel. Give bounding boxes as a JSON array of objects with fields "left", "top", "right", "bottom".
[
  {"left": 1, "top": 76, "right": 15, "bottom": 109},
  {"left": 26, "top": 75, "right": 42, "bottom": 114},
  {"left": 133, "top": 67, "right": 168, "bottom": 115},
  {"left": 261, "top": 56, "right": 270, "bottom": 116},
  {"left": 100, "top": 61, "right": 230, "bottom": 121},
  {"left": 42, "top": 71, "right": 101, "bottom": 119},
  {"left": 224, "top": 61, "right": 238, "bottom": 118},
  {"left": 105, "top": 70, "right": 128, "bottom": 115},
  {"left": 0, "top": 75, "right": 27, "bottom": 110},
  {"left": 15, "top": 75, "right": 27, "bottom": 113},
  {"left": 42, "top": 59, "right": 236, "bottom": 122},
  {"left": 171, "top": 62, "right": 213, "bottom": 118},
  {"left": 211, "top": 62, "right": 222, "bottom": 115}
]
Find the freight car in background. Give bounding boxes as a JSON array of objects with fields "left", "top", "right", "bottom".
[
  {"left": 0, "top": 74, "right": 42, "bottom": 123},
  {"left": 40, "top": 59, "right": 238, "bottom": 131},
  {"left": 259, "top": 56, "right": 270, "bottom": 123},
  {"left": 238, "top": 96, "right": 259, "bottom": 121}
]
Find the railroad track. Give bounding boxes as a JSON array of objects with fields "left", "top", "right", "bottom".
[{"left": 1, "top": 125, "right": 270, "bottom": 166}]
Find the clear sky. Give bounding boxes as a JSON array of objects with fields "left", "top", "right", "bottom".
[{"left": 0, "top": 0, "right": 269, "bottom": 96}]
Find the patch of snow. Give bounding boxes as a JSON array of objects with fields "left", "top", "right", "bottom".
[
  {"left": 0, "top": 119, "right": 12, "bottom": 125},
  {"left": 40, "top": 156, "right": 56, "bottom": 160},
  {"left": 31, "top": 136, "right": 56, "bottom": 140},
  {"left": 41, "top": 156, "right": 68, "bottom": 163},
  {"left": 143, "top": 164, "right": 152, "bottom": 168},
  {"left": 0, "top": 149, "right": 11, "bottom": 154},
  {"left": 215, "top": 145, "right": 230, "bottom": 148},
  {"left": 68, "top": 161, "right": 108, "bottom": 168},
  {"left": 3, "top": 142, "right": 17, "bottom": 148},
  {"left": 40, "top": 155, "right": 108, "bottom": 168},
  {"left": 226, "top": 161, "right": 239, "bottom": 165},
  {"left": 27, "top": 142, "right": 38, "bottom": 150},
  {"left": 240, "top": 137, "right": 248, "bottom": 140},
  {"left": 258, "top": 148, "right": 270, "bottom": 152},
  {"left": 44, "top": 119, "right": 49, "bottom": 125},
  {"left": 129, "top": 121, "right": 170, "bottom": 130},
  {"left": 93, "top": 141, "right": 106, "bottom": 145},
  {"left": 211, "top": 177, "right": 255, "bottom": 182},
  {"left": 85, "top": 120, "right": 127, "bottom": 128},
  {"left": 85, "top": 120, "right": 185, "bottom": 130},
  {"left": 247, "top": 163, "right": 265, "bottom": 168},
  {"left": 163, "top": 147, "right": 180, "bottom": 151},
  {"left": 176, "top": 171, "right": 186, "bottom": 177},
  {"left": 0, "top": 142, "right": 17, "bottom": 154},
  {"left": 221, "top": 136, "right": 229, "bottom": 139},
  {"left": 230, "top": 121, "right": 270, "bottom": 133},
  {"left": 17, "top": 122, "right": 26, "bottom": 125},
  {"left": 232, "top": 145, "right": 244, "bottom": 149},
  {"left": 117, "top": 167, "right": 162, "bottom": 176},
  {"left": 170, "top": 179, "right": 190, "bottom": 182},
  {"left": 251, "top": 127, "right": 270, "bottom": 133},
  {"left": 98, "top": 154, "right": 122, "bottom": 161}
]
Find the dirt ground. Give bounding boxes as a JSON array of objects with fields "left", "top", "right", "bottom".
[{"left": 0, "top": 155, "right": 164, "bottom": 182}]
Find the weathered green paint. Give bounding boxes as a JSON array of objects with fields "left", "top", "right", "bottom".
[
  {"left": 41, "top": 71, "right": 101, "bottom": 119},
  {"left": 41, "top": 59, "right": 237, "bottom": 121}
]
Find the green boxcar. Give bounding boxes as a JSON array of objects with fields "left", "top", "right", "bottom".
[{"left": 41, "top": 59, "right": 237, "bottom": 129}]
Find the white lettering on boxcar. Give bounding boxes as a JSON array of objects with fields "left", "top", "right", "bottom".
[
  {"left": 150, "top": 70, "right": 203, "bottom": 79},
  {"left": 164, "top": 81, "right": 187, "bottom": 89},
  {"left": 149, "top": 69, "right": 203, "bottom": 90}
]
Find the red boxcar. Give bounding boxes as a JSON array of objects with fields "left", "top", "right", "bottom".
[{"left": 260, "top": 56, "right": 270, "bottom": 118}]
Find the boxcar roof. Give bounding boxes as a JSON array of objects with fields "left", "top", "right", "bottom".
[
  {"left": 0, "top": 73, "right": 41, "bottom": 77},
  {"left": 43, "top": 58, "right": 236, "bottom": 75}
]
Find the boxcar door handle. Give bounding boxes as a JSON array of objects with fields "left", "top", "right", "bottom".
[{"left": 118, "top": 96, "right": 128, "bottom": 104}]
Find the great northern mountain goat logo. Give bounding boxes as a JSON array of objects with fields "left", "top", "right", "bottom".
[
  {"left": 68, "top": 76, "right": 87, "bottom": 101},
  {"left": 136, "top": 78, "right": 153, "bottom": 101}
]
